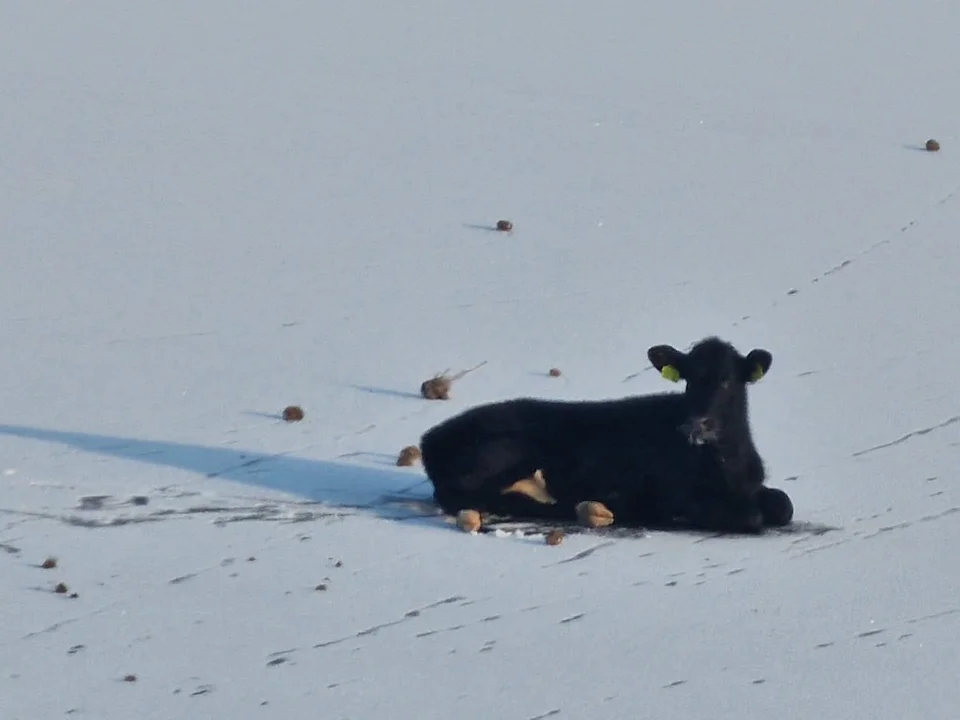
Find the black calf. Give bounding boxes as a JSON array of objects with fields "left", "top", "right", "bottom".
[{"left": 418, "top": 337, "right": 793, "bottom": 534}]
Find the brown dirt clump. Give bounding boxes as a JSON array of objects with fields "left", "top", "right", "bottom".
[
  {"left": 282, "top": 405, "right": 305, "bottom": 422},
  {"left": 420, "top": 361, "right": 487, "bottom": 400},
  {"left": 396, "top": 445, "right": 422, "bottom": 466},
  {"left": 545, "top": 529, "right": 565, "bottom": 546}
]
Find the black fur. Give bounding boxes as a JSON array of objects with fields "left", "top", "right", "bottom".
[{"left": 419, "top": 336, "right": 793, "bottom": 534}]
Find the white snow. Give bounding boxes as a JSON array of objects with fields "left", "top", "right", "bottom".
[{"left": 2, "top": 2, "right": 959, "bottom": 718}]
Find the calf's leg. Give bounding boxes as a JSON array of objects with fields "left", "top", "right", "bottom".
[
  {"left": 498, "top": 469, "right": 614, "bottom": 526},
  {"left": 445, "top": 469, "right": 572, "bottom": 531},
  {"left": 500, "top": 469, "right": 556, "bottom": 505},
  {"left": 687, "top": 490, "right": 765, "bottom": 534},
  {"left": 756, "top": 486, "right": 793, "bottom": 527}
]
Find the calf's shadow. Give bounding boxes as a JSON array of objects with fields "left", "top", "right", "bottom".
[{"left": 0, "top": 423, "right": 441, "bottom": 527}]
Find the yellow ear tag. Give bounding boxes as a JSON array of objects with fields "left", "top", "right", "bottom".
[
  {"left": 661, "top": 365, "right": 681, "bottom": 382},
  {"left": 750, "top": 364, "right": 765, "bottom": 382}
]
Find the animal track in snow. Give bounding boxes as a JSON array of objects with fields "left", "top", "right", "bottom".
[
  {"left": 416, "top": 614, "right": 502, "bottom": 639},
  {"left": 860, "top": 506, "right": 959, "bottom": 540},
  {"left": 303, "top": 595, "right": 470, "bottom": 650},
  {"left": 905, "top": 608, "right": 960, "bottom": 625},
  {"left": 789, "top": 538, "right": 852, "bottom": 558},
  {"left": 169, "top": 572, "right": 199, "bottom": 585},
  {"left": 789, "top": 507, "right": 957, "bottom": 559},
  {"left": 851, "top": 415, "right": 960, "bottom": 458},
  {"left": 527, "top": 710, "right": 561, "bottom": 720},
  {"left": 0, "top": 496, "right": 358, "bottom": 530},
  {"left": 16, "top": 602, "right": 122, "bottom": 643},
  {"left": 730, "top": 183, "right": 960, "bottom": 332},
  {"left": 547, "top": 540, "right": 616, "bottom": 566},
  {"left": 812, "top": 607, "right": 959, "bottom": 651}
]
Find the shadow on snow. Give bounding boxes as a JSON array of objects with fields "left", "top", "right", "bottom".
[{"left": 0, "top": 423, "right": 442, "bottom": 527}]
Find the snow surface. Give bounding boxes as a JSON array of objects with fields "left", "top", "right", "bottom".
[{"left": 3, "top": 2, "right": 960, "bottom": 718}]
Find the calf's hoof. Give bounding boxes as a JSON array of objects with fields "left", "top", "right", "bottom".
[
  {"left": 575, "top": 501, "right": 615, "bottom": 528},
  {"left": 757, "top": 487, "right": 793, "bottom": 527},
  {"left": 455, "top": 509, "right": 482, "bottom": 533}
]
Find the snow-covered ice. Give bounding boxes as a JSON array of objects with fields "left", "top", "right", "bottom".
[{"left": 3, "top": 2, "right": 959, "bottom": 718}]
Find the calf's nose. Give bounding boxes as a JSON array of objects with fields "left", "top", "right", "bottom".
[{"left": 686, "top": 416, "right": 717, "bottom": 445}]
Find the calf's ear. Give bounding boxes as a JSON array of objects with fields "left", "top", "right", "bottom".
[
  {"left": 742, "top": 349, "right": 773, "bottom": 383},
  {"left": 647, "top": 344, "right": 685, "bottom": 382}
]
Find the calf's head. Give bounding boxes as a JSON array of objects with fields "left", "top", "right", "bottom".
[{"left": 647, "top": 337, "right": 772, "bottom": 446}]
